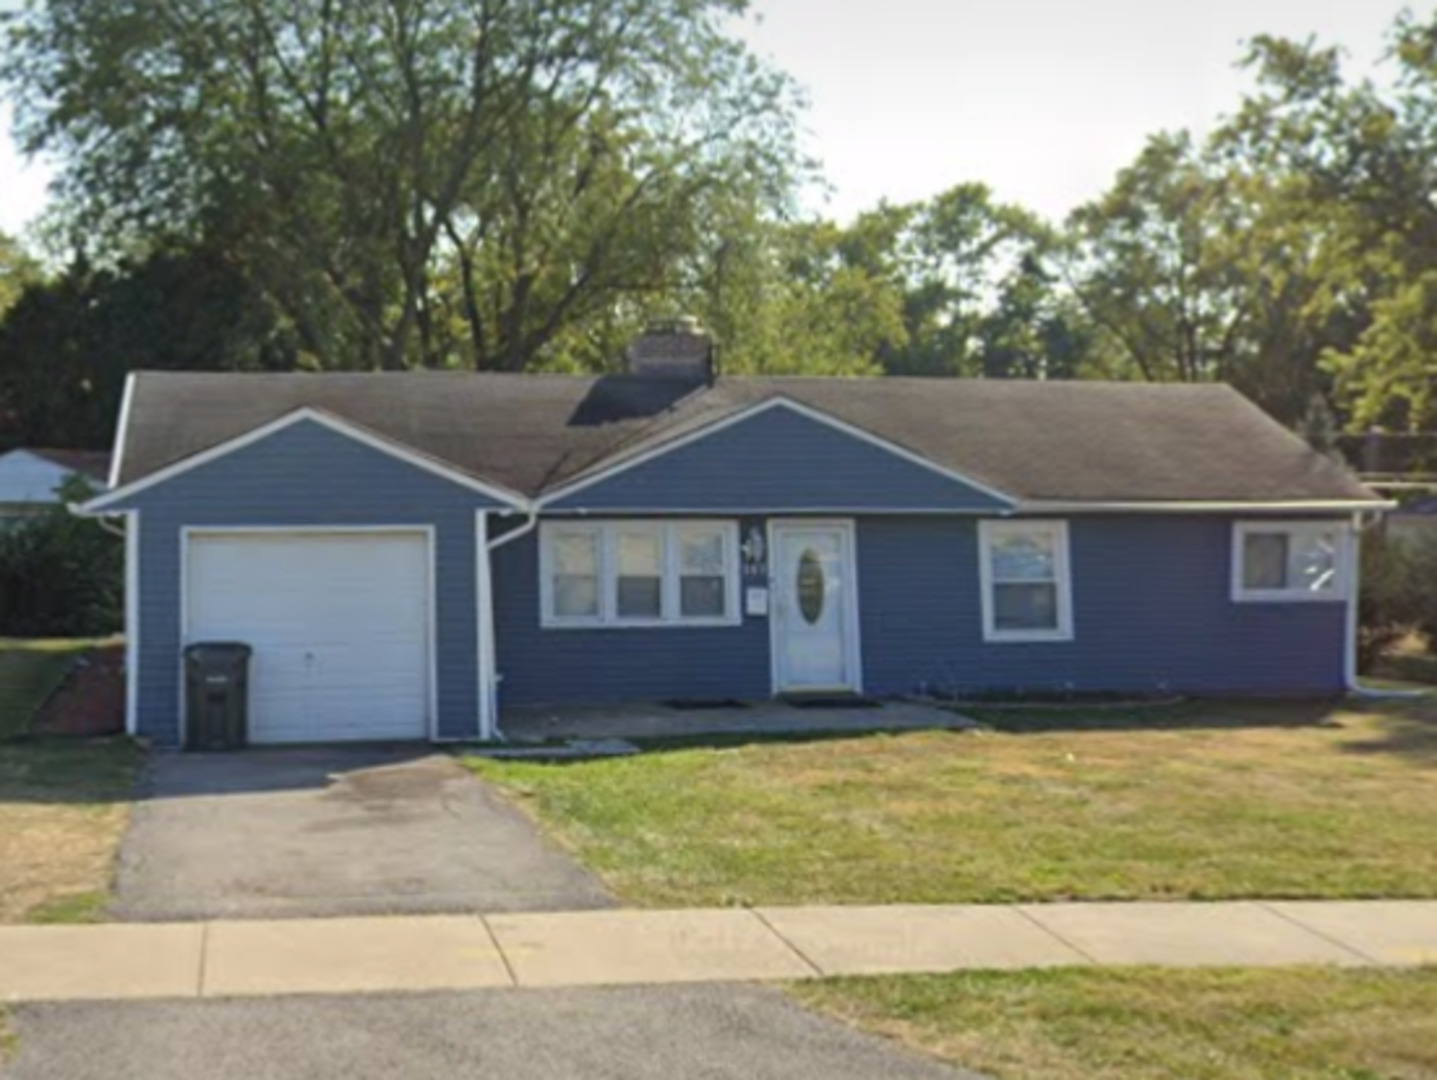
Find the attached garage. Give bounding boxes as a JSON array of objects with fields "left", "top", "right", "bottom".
[{"left": 183, "top": 529, "right": 434, "bottom": 744}]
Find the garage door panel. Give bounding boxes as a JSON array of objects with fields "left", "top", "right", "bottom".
[{"left": 186, "top": 532, "right": 431, "bottom": 744}]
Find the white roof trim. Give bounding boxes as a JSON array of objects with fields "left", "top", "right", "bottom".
[
  {"left": 1016, "top": 499, "right": 1394, "bottom": 514},
  {"left": 107, "top": 372, "right": 137, "bottom": 491},
  {"left": 79, "top": 406, "right": 529, "bottom": 513},
  {"left": 537, "top": 395, "right": 1019, "bottom": 509}
]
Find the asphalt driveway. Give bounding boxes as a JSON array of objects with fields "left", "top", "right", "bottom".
[
  {"left": 0, "top": 985, "right": 979, "bottom": 1080},
  {"left": 111, "top": 748, "right": 611, "bottom": 920}
]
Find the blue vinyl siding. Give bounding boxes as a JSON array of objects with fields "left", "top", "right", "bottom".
[
  {"left": 116, "top": 416, "right": 1349, "bottom": 744},
  {"left": 856, "top": 515, "right": 1347, "bottom": 696},
  {"left": 546, "top": 405, "right": 1012, "bottom": 513},
  {"left": 492, "top": 519, "right": 772, "bottom": 706},
  {"left": 113, "top": 420, "right": 509, "bottom": 746},
  {"left": 492, "top": 512, "right": 1348, "bottom": 711}
]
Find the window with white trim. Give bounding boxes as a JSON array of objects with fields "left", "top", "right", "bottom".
[
  {"left": 540, "top": 521, "right": 740, "bottom": 627},
  {"left": 1232, "top": 521, "right": 1349, "bottom": 602},
  {"left": 978, "top": 520, "right": 1074, "bottom": 642}
]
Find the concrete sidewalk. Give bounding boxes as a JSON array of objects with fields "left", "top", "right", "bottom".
[{"left": 2, "top": 900, "right": 1434, "bottom": 1003}]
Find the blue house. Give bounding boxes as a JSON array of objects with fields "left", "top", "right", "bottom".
[{"left": 81, "top": 326, "right": 1386, "bottom": 747}]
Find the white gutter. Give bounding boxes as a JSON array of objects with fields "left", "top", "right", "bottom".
[
  {"left": 1018, "top": 499, "right": 1397, "bottom": 515},
  {"left": 1344, "top": 509, "right": 1429, "bottom": 699},
  {"left": 69, "top": 502, "right": 127, "bottom": 538},
  {"left": 488, "top": 507, "right": 539, "bottom": 552}
]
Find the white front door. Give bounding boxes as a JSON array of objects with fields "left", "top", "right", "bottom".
[{"left": 772, "top": 521, "right": 859, "bottom": 693}]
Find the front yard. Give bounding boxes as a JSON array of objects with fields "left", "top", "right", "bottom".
[
  {"left": 0, "top": 739, "right": 138, "bottom": 922},
  {"left": 0, "top": 639, "right": 138, "bottom": 923},
  {"left": 794, "top": 967, "right": 1437, "bottom": 1080},
  {"left": 468, "top": 695, "right": 1437, "bottom": 907}
]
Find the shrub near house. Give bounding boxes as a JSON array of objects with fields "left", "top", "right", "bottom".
[{"left": 0, "top": 475, "right": 121, "bottom": 637}]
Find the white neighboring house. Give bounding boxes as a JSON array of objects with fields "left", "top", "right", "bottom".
[{"left": 0, "top": 448, "right": 111, "bottom": 521}]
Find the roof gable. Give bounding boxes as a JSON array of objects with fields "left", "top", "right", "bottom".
[
  {"left": 543, "top": 398, "right": 1015, "bottom": 512},
  {"left": 84, "top": 408, "right": 525, "bottom": 513},
  {"left": 0, "top": 450, "right": 87, "bottom": 504}
]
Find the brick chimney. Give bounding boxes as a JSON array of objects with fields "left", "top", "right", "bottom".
[{"left": 625, "top": 316, "right": 715, "bottom": 382}]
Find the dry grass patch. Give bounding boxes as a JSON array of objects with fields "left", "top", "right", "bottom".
[
  {"left": 794, "top": 967, "right": 1437, "bottom": 1080},
  {"left": 469, "top": 696, "right": 1437, "bottom": 906},
  {"left": 0, "top": 740, "right": 139, "bottom": 923}
]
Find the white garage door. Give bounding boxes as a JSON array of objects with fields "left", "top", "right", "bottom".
[{"left": 185, "top": 531, "right": 431, "bottom": 744}]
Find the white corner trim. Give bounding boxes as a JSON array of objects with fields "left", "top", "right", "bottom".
[
  {"left": 107, "top": 372, "right": 138, "bottom": 491},
  {"left": 537, "top": 519, "right": 742, "bottom": 629},
  {"left": 977, "top": 518, "right": 1075, "bottom": 644},
  {"left": 536, "top": 396, "right": 1018, "bottom": 510},
  {"left": 124, "top": 511, "right": 139, "bottom": 737},
  {"left": 178, "top": 525, "right": 440, "bottom": 747},
  {"left": 1230, "top": 519, "right": 1352, "bottom": 604},
  {"left": 81, "top": 407, "right": 529, "bottom": 513}
]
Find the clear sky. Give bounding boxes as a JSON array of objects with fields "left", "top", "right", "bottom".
[{"left": 0, "top": 0, "right": 1409, "bottom": 237}]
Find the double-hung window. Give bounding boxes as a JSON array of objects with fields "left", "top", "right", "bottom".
[
  {"left": 978, "top": 520, "right": 1074, "bottom": 642},
  {"left": 541, "top": 521, "right": 740, "bottom": 627},
  {"left": 1232, "top": 521, "right": 1349, "bottom": 602}
]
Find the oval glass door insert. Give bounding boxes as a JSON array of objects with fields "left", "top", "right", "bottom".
[{"left": 797, "top": 549, "right": 825, "bottom": 624}]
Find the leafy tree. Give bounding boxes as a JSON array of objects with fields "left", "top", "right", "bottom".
[
  {"left": 0, "top": 243, "right": 297, "bottom": 447},
  {"left": 975, "top": 249, "right": 1092, "bottom": 380},
  {"left": 856, "top": 185, "right": 1062, "bottom": 378},
  {"left": 1212, "top": 18, "right": 1437, "bottom": 429},
  {"left": 1064, "top": 132, "right": 1250, "bottom": 385},
  {"left": 0, "top": 232, "right": 41, "bottom": 318},
  {"left": 3, "top": 0, "right": 803, "bottom": 372},
  {"left": 711, "top": 218, "right": 904, "bottom": 375}
]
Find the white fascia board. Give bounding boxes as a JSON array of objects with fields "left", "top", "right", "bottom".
[
  {"left": 107, "top": 372, "right": 138, "bottom": 491},
  {"left": 80, "top": 406, "right": 531, "bottom": 513},
  {"left": 1015, "top": 499, "right": 1396, "bottom": 514},
  {"left": 536, "top": 396, "right": 1019, "bottom": 510}
]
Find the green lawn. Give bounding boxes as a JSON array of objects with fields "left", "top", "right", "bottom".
[
  {"left": 0, "top": 739, "right": 139, "bottom": 922},
  {"left": 0, "top": 638, "right": 114, "bottom": 739},
  {"left": 467, "top": 696, "right": 1437, "bottom": 906},
  {"left": 794, "top": 968, "right": 1437, "bottom": 1080}
]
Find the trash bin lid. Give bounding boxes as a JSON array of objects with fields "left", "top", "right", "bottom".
[{"left": 184, "top": 641, "right": 253, "bottom": 660}]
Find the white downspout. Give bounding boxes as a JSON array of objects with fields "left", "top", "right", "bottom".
[
  {"left": 1344, "top": 511, "right": 1363, "bottom": 693},
  {"left": 1346, "top": 510, "right": 1424, "bottom": 699},
  {"left": 480, "top": 507, "right": 539, "bottom": 741}
]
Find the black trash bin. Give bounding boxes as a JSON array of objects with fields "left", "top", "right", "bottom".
[{"left": 184, "top": 643, "right": 253, "bottom": 751}]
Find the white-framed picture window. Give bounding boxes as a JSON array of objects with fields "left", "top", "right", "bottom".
[
  {"left": 1231, "top": 521, "right": 1350, "bottom": 602},
  {"left": 540, "top": 520, "right": 740, "bottom": 628},
  {"left": 978, "top": 519, "right": 1074, "bottom": 643}
]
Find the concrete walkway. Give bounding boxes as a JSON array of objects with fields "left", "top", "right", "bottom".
[
  {"left": 501, "top": 698, "right": 972, "bottom": 742},
  {"left": 2, "top": 900, "right": 1434, "bottom": 1003}
]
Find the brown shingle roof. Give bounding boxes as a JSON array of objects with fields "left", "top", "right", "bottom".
[{"left": 112, "top": 371, "right": 1380, "bottom": 505}]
